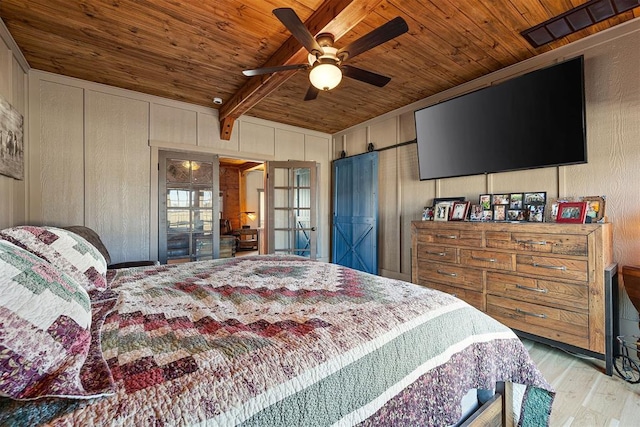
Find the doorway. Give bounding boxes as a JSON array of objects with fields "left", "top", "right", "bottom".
[
  {"left": 266, "top": 161, "right": 318, "bottom": 259},
  {"left": 158, "top": 151, "right": 220, "bottom": 264}
]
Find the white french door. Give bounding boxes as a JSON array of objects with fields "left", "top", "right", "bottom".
[{"left": 266, "top": 161, "right": 318, "bottom": 259}]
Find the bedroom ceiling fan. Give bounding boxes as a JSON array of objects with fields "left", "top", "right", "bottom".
[{"left": 242, "top": 8, "right": 409, "bottom": 100}]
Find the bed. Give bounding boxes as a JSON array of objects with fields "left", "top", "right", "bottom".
[{"left": 0, "top": 226, "right": 554, "bottom": 426}]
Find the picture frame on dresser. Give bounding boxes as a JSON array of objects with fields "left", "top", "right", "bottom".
[
  {"left": 450, "top": 201, "right": 470, "bottom": 221},
  {"left": 493, "top": 204, "right": 506, "bottom": 221},
  {"left": 479, "top": 194, "right": 492, "bottom": 210},
  {"left": 434, "top": 203, "right": 450, "bottom": 221},
  {"left": 524, "top": 191, "right": 546, "bottom": 205},
  {"left": 557, "top": 201, "right": 588, "bottom": 223},
  {"left": 582, "top": 196, "right": 606, "bottom": 223}
]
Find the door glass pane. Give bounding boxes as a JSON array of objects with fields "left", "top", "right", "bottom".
[
  {"left": 295, "top": 168, "right": 310, "bottom": 186},
  {"left": 274, "top": 188, "right": 289, "bottom": 207},
  {"left": 274, "top": 168, "right": 290, "bottom": 187},
  {"left": 274, "top": 230, "right": 292, "bottom": 251},
  {"left": 167, "top": 210, "right": 191, "bottom": 231},
  {"left": 192, "top": 189, "right": 213, "bottom": 208},
  {"left": 192, "top": 210, "right": 213, "bottom": 232},
  {"left": 274, "top": 209, "right": 291, "bottom": 229},
  {"left": 167, "top": 159, "right": 191, "bottom": 183},
  {"left": 294, "top": 188, "right": 311, "bottom": 208},
  {"left": 167, "top": 189, "right": 190, "bottom": 207},
  {"left": 192, "top": 162, "right": 213, "bottom": 184}
]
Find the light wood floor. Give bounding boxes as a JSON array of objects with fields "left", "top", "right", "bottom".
[{"left": 524, "top": 339, "right": 640, "bottom": 426}]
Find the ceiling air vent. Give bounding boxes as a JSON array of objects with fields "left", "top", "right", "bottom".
[{"left": 521, "top": 0, "right": 640, "bottom": 48}]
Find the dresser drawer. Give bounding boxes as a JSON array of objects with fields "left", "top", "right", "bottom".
[
  {"left": 486, "top": 272, "right": 589, "bottom": 311},
  {"left": 486, "top": 295, "right": 589, "bottom": 349},
  {"left": 460, "top": 249, "right": 514, "bottom": 271},
  {"left": 416, "top": 228, "right": 482, "bottom": 247},
  {"left": 419, "top": 281, "right": 485, "bottom": 311},
  {"left": 416, "top": 244, "right": 457, "bottom": 263},
  {"left": 417, "top": 260, "right": 483, "bottom": 291},
  {"left": 486, "top": 231, "right": 588, "bottom": 256},
  {"left": 516, "top": 254, "right": 588, "bottom": 282}
]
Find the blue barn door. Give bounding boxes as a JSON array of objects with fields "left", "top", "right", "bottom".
[{"left": 332, "top": 151, "right": 378, "bottom": 274}]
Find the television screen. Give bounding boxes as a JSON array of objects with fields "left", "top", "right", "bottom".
[{"left": 414, "top": 56, "right": 586, "bottom": 181}]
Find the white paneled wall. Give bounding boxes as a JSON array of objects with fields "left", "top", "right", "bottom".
[
  {"left": 33, "top": 81, "right": 85, "bottom": 226},
  {"left": 333, "top": 21, "right": 640, "bottom": 335},
  {"left": 27, "top": 71, "right": 332, "bottom": 263},
  {"left": 85, "top": 91, "right": 150, "bottom": 263}
]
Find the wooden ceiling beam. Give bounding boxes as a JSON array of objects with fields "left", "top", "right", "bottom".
[{"left": 218, "top": 0, "right": 384, "bottom": 140}]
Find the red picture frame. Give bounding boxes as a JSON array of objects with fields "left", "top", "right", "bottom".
[
  {"left": 450, "top": 201, "right": 470, "bottom": 221},
  {"left": 556, "top": 201, "right": 588, "bottom": 224}
]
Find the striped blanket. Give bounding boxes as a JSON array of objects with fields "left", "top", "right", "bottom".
[{"left": 0, "top": 255, "right": 553, "bottom": 426}]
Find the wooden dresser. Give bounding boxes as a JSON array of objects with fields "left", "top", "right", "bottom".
[{"left": 411, "top": 221, "right": 617, "bottom": 373}]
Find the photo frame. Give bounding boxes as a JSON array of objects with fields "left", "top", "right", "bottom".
[
  {"left": 0, "top": 94, "right": 24, "bottom": 180},
  {"left": 432, "top": 197, "right": 465, "bottom": 220},
  {"left": 509, "top": 193, "right": 523, "bottom": 210},
  {"left": 469, "top": 204, "right": 483, "bottom": 222},
  {"left": 582, "top": 196, "right": 606, "bottom": 223},
  {"left": 528, "top": 205, "right": 545, "bottom": 222},
  {"left": 556, "top": 201, "right": 588, "bottom": 224},
  {"left": 524, "top": 192, "right": 546, "bottom": 206},
  {"left": 450, "top": 201, "right": 470, "bottom": 221},
  {"left": 479, "top": 194, "right": 491, "bottom": 210},
  {"left": 493, "top": 204, "right": 506, "bottom": 221},
  {"left": 422, "top": 206, "right": 434, "bottom": 221},
  {"left": 434, "top": 202, "right": 451, "bottom": 222},
  {"left": 481, "top": 210, "right": 493, "bottom": 221},
  {"left": 507, "top": 210, "right": 524, "bottom": 221},
  {"left": 492, "top": 194, "right": 510, "bottom": 205}
]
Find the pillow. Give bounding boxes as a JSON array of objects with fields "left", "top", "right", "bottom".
[
  {"left": 0, "top": 226, "right": 107, "bottom": 291},
  {"left": 0, "top": 240, "right": 93, "bottom": 400}
]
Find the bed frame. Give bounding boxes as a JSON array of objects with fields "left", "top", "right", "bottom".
[{"left": 463, "top": 383, "right": 508, "bottom": 427}]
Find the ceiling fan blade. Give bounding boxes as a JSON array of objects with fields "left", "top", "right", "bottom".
[
  {"left": 304, "top": 85, "right": 320, "bottom": 101},
  {"left": 273, "top": 8, "right": 323, "bottom": 56},
  {"left": 341, "top": 65, "right": 391, "bottom": 87},
  {"left": 337, "top": 17, "right": 408, "bottom": 61},
  {"left": 243, "top": 63, "right": 308, "bottom": 77}
]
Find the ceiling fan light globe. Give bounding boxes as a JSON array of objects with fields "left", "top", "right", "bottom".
[{"left": 309, "top": 63, "right": 342, "bottom": 91}]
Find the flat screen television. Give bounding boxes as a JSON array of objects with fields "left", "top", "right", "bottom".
[{"left": 414, "top": 56, "right": 586, "bottom": 181}]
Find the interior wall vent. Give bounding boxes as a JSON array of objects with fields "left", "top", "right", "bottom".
[{"left": 521, "top": 0, "right": 640, "bottom": 48}]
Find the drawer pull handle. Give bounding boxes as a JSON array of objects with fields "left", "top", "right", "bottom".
[
  {"left": 516, "top": 240, "right": 548, "bottom": 245},
  {"left": 516, "top": 284, "right": 548, "bottom": 294},
  {"left": 427, "top": 251, "right": 446, "bottom": 257},
  {"left": 472, "top": 255, "right": 496, "bottom": 262},
  {"left": 532, "top": 262, "right": 566, "bottom": 271},
  {"left": 516, "top": 308, "right": 547, "bottom": 319},
  {"left": 437, "top": 270, "right": 457, "bottom": 277},
  {"left": 436, "top": 234, "right": 458, "bottom": 239}
]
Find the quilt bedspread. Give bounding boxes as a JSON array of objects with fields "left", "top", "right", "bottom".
[{"left": 0, "top": 255, "right": 553, "bottom": 426}]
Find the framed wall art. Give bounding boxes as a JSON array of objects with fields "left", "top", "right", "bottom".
[{"left": 0, "top": 94, "right": 24, "bottom": 180}]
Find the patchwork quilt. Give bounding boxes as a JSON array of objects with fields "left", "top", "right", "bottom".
[{"left": 0, "top": 255, "right": 553, "bottom": 426}]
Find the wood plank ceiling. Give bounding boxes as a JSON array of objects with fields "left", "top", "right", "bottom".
[{"left": 1, "top": 1, "right": 638, "bottom": 137}]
